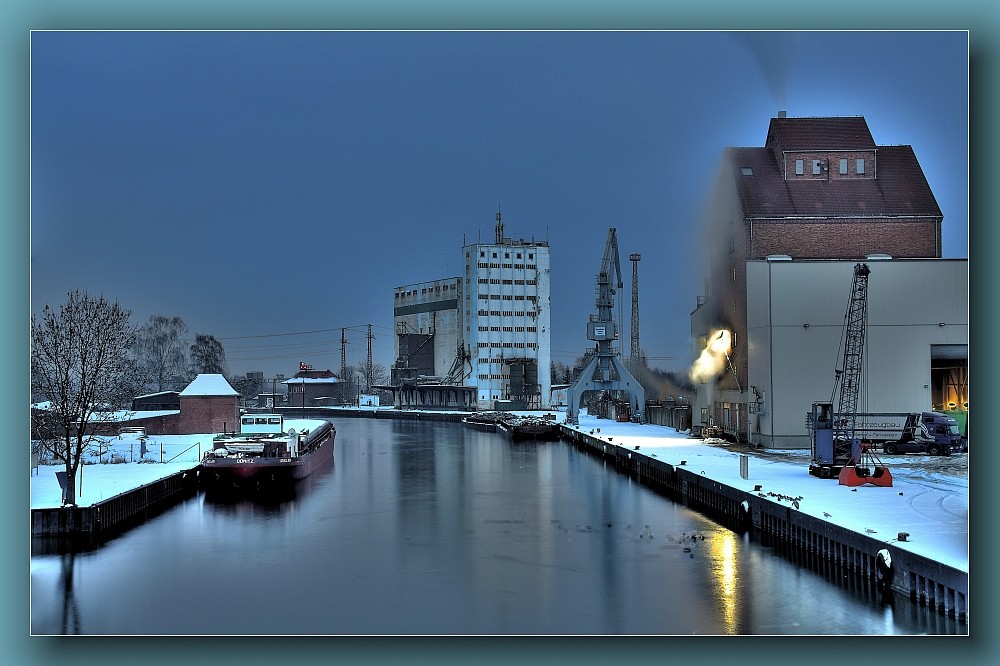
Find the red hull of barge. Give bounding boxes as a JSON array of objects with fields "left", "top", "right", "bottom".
[{"left": 200, "top": 424, "right": 335, "bottom": 488}]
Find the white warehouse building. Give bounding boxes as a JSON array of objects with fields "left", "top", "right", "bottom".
[
  {"left": 462, "top": 214, "right": 551, "bottom": 410},
  {"left": 693, "top": 257, "right": 968, "bottom": 449},
  {"left": 390, "top": 212, "right": 552, "bottom": 411}
]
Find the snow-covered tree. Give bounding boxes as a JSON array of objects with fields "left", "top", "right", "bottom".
[{"left": 30, "top": 291, "right": 138, "bottom": 506}]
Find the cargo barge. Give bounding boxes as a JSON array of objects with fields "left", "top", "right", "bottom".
[
  {"left": 463, "top": 412, "right": 561, "bottom": 441},
  {"left": 496, "top": 416, "right": 561, "bottom": 441},
  {"left": 200, "top": 415, "right": 335, "bottom": 488}
]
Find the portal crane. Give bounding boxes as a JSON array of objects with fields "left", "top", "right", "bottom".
[
  {"left": 565, "top": 228, "right": 645, "bottom": 425},
  {"left": 809, "top": 263, "right": 892, "bottom": 486}
]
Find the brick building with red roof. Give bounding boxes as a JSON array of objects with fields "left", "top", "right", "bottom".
[{"left": 691, "top": 114, "right": 965, "bottom": 446}]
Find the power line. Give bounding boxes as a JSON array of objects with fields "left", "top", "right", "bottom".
[{"left": 210, "top": 325, "right": 371, "bottom": 341}]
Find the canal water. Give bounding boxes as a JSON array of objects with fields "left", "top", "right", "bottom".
[{"left": 30, "top": 418, "right": 966, "bottom": 635}]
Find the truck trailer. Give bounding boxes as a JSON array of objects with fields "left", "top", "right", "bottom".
[{"left": 852, "top": 412, "right": 965, "bottom": 455}]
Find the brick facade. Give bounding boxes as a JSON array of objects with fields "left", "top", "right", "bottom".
[
  {"left": 176, "top": 395, "right": 239, "bottom": 435},
  {"left": 694, "top": 115, "right": 945, "bottom": 433},
  {"left": 750, "top": 221, "right": 940, "bottom": 259}
]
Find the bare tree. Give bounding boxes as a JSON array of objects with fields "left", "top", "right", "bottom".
[
  {"left": 30, "top": 291, "right": 138, "bottom": 506},
  {"left": 189, "top": 334, "right": 227, "bottom": 376},
  {"left": 367, "top": 362, "right": 388, "bottom": 390},
  {"left": 134, "top": 315, "right": 188, "bottom": 392},
  {"left": 338, "top": 364, "right": 361, "bottom": 404}
]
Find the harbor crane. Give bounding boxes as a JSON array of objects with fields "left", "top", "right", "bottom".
[
  {"left": 809, "top": 262, "right": 892, "bottom": 486},
  {"left": 565, "top": 228, "right": 645, "bottom": 425}
]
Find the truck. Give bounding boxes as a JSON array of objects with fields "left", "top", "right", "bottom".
[{"left": 853, "top": 412, "right": 966, "bottom": 456}]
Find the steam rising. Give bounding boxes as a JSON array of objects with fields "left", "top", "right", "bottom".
[
  {"left": 728, "top": 32, "right": 791, "bottom": 111},
  {"left": 689, "top": 330, "right": 732, "bottom": 383}
]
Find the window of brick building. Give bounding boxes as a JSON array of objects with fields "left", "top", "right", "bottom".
[
  {"left": 795, "top": 159, "right": 803, "bottom": 175},
  {"left": 840, "top": 159, "right": 848, "bottom": 175},
  {"left": 856, "top": 159, "right": 866, "bottom": 175}
]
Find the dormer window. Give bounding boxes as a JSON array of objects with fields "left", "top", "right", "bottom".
[
  {"left": 856, "top": 158, "right": 866, "bottom": 175},
  {"left": 839, "top": 159, "right": 848, "bottom": 175},
  {"left": 740, "top": 167, "right": 753, "bottom": 176},
  {"left": 812, "top": 160, "right": 823, "bottom": 175},
  {"left": 794, "top": 159, "right": 804, "bottom": 175}
]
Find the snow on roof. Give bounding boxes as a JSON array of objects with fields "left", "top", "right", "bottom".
[
  {"left": 283, "top": 377, "right": 339, "bottom": 384},
  {"left": 133, "top": 390, "right": 180, "bottom": 399},
  {"left": 179, "top": 374, "right": 239, "bottom": 397}
]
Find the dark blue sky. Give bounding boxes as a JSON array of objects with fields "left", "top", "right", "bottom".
[{"left": 29, "top": 31, "right": 969, "bottom": 379}]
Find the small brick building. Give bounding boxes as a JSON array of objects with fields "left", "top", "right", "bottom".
[
  {"left": 283, "top": 364, "right": 342, "bottom": 407},
  {"left": 175, "top": 374, "right": 240, "bottom": 435}
]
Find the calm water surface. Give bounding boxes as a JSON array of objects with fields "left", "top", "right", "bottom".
[{"left": 30, "top": 418, "right": 966, "bottom": 635}]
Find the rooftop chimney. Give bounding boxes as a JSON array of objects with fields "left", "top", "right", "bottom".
[{"left": 778, "top": 110, "right": 787, "bottom": 118}]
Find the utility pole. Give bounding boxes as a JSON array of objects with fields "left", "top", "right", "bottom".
[
  {"left": 341, "top": 328, "right": 349, "bottom": 405},
  {"left": 366, "top": 324, "right": 374, "bottom": 392},
  {"left": 340, "top": 328, "right": 348, "bottom": 379},
  {"left": 630, "top": 253, "right": 641, "bottom": 371}
]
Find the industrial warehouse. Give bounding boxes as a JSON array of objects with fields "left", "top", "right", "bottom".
[
  {"left": 690, "top": 114, "right": 968, "bottom": 449},
  {"left": 386, "top": 211, "right": 553, "bottom": 412},
  {"left": 376, "top": 114, "right": 968, "bottom": 449}
]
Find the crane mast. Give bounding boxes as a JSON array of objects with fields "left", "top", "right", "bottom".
[
  {"left": 832, "top": 263, "right": 870, "bottom": 460},
  {"left": 809, "top": 262, "right": 891, "bottom": 486},
  {"left": 565, "top": 228, "right": 645, "bottom": 425}
]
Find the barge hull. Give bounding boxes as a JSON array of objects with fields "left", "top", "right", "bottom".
[{"left": 201, "top": 425, "right": 335, "bottom": 488}]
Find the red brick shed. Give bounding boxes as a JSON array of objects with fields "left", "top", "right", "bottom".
[{"left": 176, "top": 374, "right": 239, "bottom": 435}]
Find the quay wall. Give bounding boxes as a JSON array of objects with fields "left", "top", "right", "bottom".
[
  {"left": 559, "top": 425, "right": 968, "bottom": 623},
  {"left": 31, "top": 468, "right": 200, "bottom": 546}
]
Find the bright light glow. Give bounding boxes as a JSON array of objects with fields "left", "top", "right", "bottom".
[
  {"left": 689, "top": 329, "right": 732, "bottom": 383},
  {"left": 709, "top": 530, "right": 740, "bottom": 634}
]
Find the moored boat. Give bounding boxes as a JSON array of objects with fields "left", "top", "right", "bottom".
[
  {"left": 497, "top": 416, "right": 561, "bottom": 441},
  {"left": 464, "top": 412, "right": 561, "bottom": 441},
  {"left": 200, "top": 415, "right": 335, "bottom": 488}
]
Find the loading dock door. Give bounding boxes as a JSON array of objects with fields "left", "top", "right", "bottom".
[{"left": 931, "top": 344, "right": 968, "bottom": 411}]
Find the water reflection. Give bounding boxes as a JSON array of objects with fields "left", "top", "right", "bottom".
[
  {"left": 707, "top": 530, "right": 741, "bottom": 634},
  {"left": 30, "top": 418, "right": 967, "bottom": 635}
]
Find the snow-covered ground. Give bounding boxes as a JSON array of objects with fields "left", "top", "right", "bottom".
[
  {"left": 560, "top": 413, "right": 968, "bottom": 574},
  {"left": 30, "top": 419, "right": 327, "bottom": 509},
  {"left": 30, "top": 411, "right": 968, "bottom": 575}
]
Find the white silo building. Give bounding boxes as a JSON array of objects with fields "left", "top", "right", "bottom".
[{"left": 462, "top": 211, "right": 552, "bottom": 410}]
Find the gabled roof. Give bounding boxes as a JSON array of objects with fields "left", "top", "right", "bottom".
[
  {"left": 293, "top": 368, "right": 339, "bottom": 379},
  {"left": 727, "top": 144, "right": 942, "bottom": 219},
  {"left": 284, "top": 376, "right": 340, "bottom": 385},
  {"left": 179, "top": 374, "right": 239, "bottom": 397},
  {"left": 765, "top": 116, "right": 876, "bottom": 152}
]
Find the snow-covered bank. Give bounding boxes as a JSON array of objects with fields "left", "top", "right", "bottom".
[
  {"left": 29, "top": 411, "right": 967, "bottom": 576},
  {"left": 562, "top": 413, "right": 968, "bottom": 574},
  {"left": 30, "top": 419, "right": 325, "bottom": 509}
]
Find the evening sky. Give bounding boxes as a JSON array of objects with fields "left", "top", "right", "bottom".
[{"left": 29, "top": 30, "right": 969, "bottom": 380}]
